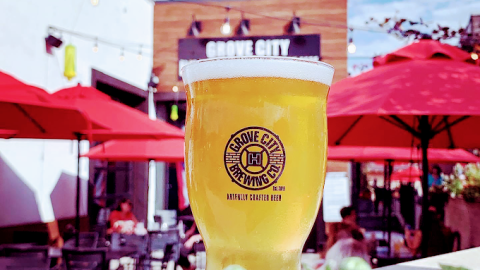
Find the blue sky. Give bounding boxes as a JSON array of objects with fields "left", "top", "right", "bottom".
[{"left": 347, "top": 0, "right": 480, "bottom": 76}]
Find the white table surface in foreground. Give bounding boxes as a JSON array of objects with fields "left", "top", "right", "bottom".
[{"left": 379, "top": 248, "right": 480, "bottom": 270}]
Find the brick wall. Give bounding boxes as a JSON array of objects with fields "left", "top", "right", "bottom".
[{"left": 153, "top": 0, "right": 347, "bottom": 93}]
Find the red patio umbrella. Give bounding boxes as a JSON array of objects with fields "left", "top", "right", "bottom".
[
  {"left": 327, "top": 39, "right": 480, "bottom": 256},
  {"left": 53, "top": 85, "right": 184, "bottom": 242},
  {"left": 328, "top": 146, "right": 480, "bottom": 163},
  {"left": 0, "top": 71, "right": 99, "bottom": 139},
  {"left": 52, "top": 85, "right": 184, "bottom": 140},
  {"left": 0, "top": 130, "right": 18, "bottom": 139},
  {"left": 82, "top": 139, "right": 184, "bottom": 162},
  {"left": 390, "top": 166, "right": 422, "bottom": 182},
  {"left": 82, "top": 138, "right": 186, "bottom": 214}
]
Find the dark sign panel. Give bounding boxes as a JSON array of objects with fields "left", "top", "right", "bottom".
[{"left": 177, "top": 34, "right": 321, "bottom": 80}]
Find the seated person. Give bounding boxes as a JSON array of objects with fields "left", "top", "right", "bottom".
[
  {"left": 340, "top": 206, "right": 357, "bottom": 226},
  {"left": 340, "top": 206, "right": 366, "bottom": 234},
  {"left": 326, "top": 222, "right": 365, "bottom": 252},
  {"left": 404, "top": 224, "right": 422, "bottom": 256},
  {"left": 320, "top": 239, "right": 371, "bottom": 270},
  {"left": 325, "top": 207, "right": 375, "bottom": 256},
  {"left": 405, "top": 206, "right": 457, "bottom": 257},
  {"left": 178, "top": 221, "right": 202, "bottom": 270},
  {"left": 107, "top": 198, "right": 138, "bottom": 234}
]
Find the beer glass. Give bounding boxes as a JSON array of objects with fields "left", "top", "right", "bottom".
[{"left": 182, "top": 57, "right": 334, "bottom": 270}]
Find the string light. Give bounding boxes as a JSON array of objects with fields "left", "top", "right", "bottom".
[
  {"left": 92, "top": 38, "right": 99, "bottom": 53},
  {"left": 471, "top": 52, "right": 479, "bottom": 60},
  {"left": 286, "top": 14, "right": 301, "bottom": 34},
  {"left": 188, "top": 15, "right": 202, "bottom": 37},
  {"left": 220, "top": 7, "right": 231, "bottom": 35},
  {"left": 172, "top": 86, "right": 179, "bottom": 92},
  {"left": 348, "top": 38, "right": 356, "bottom": 54},
  {"left": 119, "top": 48, "right": 125, "bottom": 61},
  {"left": 47, "top": 26, "right": 152, "bottom": 58},
  {"left": 51, "top": 1, "right": 448, "bottom": 61},
  {"left": 236, "top": 13, "right": 250, "bottom": 35}
]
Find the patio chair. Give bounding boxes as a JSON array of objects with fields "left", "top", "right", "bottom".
[
  {"left": 193, "top": 242, "right": 206, "bottom": 270},
  {"left": 1, "top": 258, "right": 51, "bottom": 270},
  {"left": 140, "top": 229, "right": 180, "bottom": 270},
  {"left": 62, "top": 248, "right": 107, "bottom": 270},
  {"left": 12, "top": 231, "right": 49, "bottom": 245},
  {"left": 2, "top": 246, "right": 51, "bottom": 270},
  {"left": 3, "top": 246, "right": 50, "bottom": 261},
  {"left": 64, "top": 232, "right": 99, "bottom": 248}
]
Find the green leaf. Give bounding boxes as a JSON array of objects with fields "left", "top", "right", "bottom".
[
  {"left": 439, "top": 264, "right": 471, "bottom": 270},
  {"left": 339, "top": 257, "right": 371, "bottom": 270}
]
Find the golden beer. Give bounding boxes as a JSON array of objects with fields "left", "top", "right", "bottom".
[{"left": 182, "top": 57, "right": 334, "bottom": 270}]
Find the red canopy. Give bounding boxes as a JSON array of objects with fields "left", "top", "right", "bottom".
[
  {"left": 328, "top": 146, "right": 479, "bottom": 163},
  {"left": 82, "top": 139, "right": 184, "bottom": 163},
  {"left": 390, "top": 166, "right": 422, "bottom": 182},
  {"left": 327, "top": 40, "right": 480, "bottom": 252},
  {"left": 0, "top": 71, "right": 98, "bottom": 139},
  {"left": 53, "top": 85, "right": 184, "bottom": 141},
  {"left": 0, "top": 129, "right": 18, "bottom": 139},
  {"left": 328, "top": 40, "right": 480, "bottom": 148}
]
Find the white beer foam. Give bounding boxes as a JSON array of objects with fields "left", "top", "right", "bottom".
[{"left": 182, "top": 57, "right": 335, "bottom": 86}]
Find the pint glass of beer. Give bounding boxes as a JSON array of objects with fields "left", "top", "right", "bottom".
[{"left": 182, "top": 57, "right": 334, "bottom": 270}]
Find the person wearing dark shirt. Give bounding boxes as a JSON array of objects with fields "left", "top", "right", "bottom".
[{"left": 400, "top": 183, "right": 416, "bottom": 227}]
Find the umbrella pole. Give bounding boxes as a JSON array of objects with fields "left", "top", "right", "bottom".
[
  {"left": 419, "top": 116, "right": 430, "bottom": 258},
  {"left": 387, "top": 160, "right": 393, "bottom": 256},
  {"left": 383, "top": 161, "right": 387, "bottom": 237},
  {"left": 75, "top": 135, "right": 81, "bottom": 247}
]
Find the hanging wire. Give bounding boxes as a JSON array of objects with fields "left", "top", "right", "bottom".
[
  {"left": 172, "top": 0, "right": 389, "bottom": 34},
  {"left": 48, "top": 26, "right": 154, "bottom": 56},
  {"left": 49, "top": 0, "right": 396, "bottom": 61}
]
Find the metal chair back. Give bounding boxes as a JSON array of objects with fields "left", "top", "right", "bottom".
[
  {"left": 62, "top": 248, "right": 107, "bottom": 270},
  {"left": 0, "top": 257, "right": 50, "bottom": 270},
  {"left": 3, "top": 246, "right": 49, "bottom": 261},
  {"left": 193, "top": 242, "right": 206, "bottom": 270},
  {"left": 64, "top": 232, "right": 99, "bottom": 248}
]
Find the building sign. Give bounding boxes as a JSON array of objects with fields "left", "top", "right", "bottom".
[{"left": 178, "top": 34, "right": 321, "bottom": 80}]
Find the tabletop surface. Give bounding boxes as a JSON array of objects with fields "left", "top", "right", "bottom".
[{"left": 378, "top": 247, "right": 480, "bottom": 270}]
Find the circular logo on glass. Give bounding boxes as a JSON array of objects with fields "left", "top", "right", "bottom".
[{"left": 224, "top": 126, "right": 286, "bottom": 190}]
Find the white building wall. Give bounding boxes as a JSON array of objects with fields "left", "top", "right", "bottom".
[{"left": 0, "top": 0, "right": 154, "bottom": 227}]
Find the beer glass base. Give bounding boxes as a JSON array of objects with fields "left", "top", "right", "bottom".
[{"left": 206, "top": 247, "right": 302, "bottom": 270}]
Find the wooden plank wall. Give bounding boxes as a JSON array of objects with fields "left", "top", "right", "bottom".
[{"left": 153, "top": 0, "right": 347, "bottom": 93}]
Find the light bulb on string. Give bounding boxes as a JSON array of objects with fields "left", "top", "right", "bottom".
[
  {"left": 91, "top": 0, "right": 99, "bottom": 6},
  {"left": 285, "top": 14, "right": 301, "bottom": 34},
  {"left": 348, "top": 38, "right": 356, "bottom": 54},
  {"left": 220, "top": 7, "right": 231, "bottom": 35},
  {"left": 471, "top": 52, "right": 479, "bottom": 61},
  {"left": 236, "top": 13, "right": 250, "bottom": 36},
  {"left": 119, "top": 48, "right": 125, "bottom": 61},
  {"left": 92, "top": 38, "right": 99, "bottom": 53}
]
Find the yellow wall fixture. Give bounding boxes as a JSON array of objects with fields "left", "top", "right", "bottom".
[
  {"left": 64, "top": 44, "right": 76, "bottom": 80},
  {"left": 170, "top": 104, "right": 179, "bottom": 121}
]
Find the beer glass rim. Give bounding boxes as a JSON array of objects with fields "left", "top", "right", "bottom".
[{"left": 181, "top": 56, "right": 335, "bottom": 86}]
